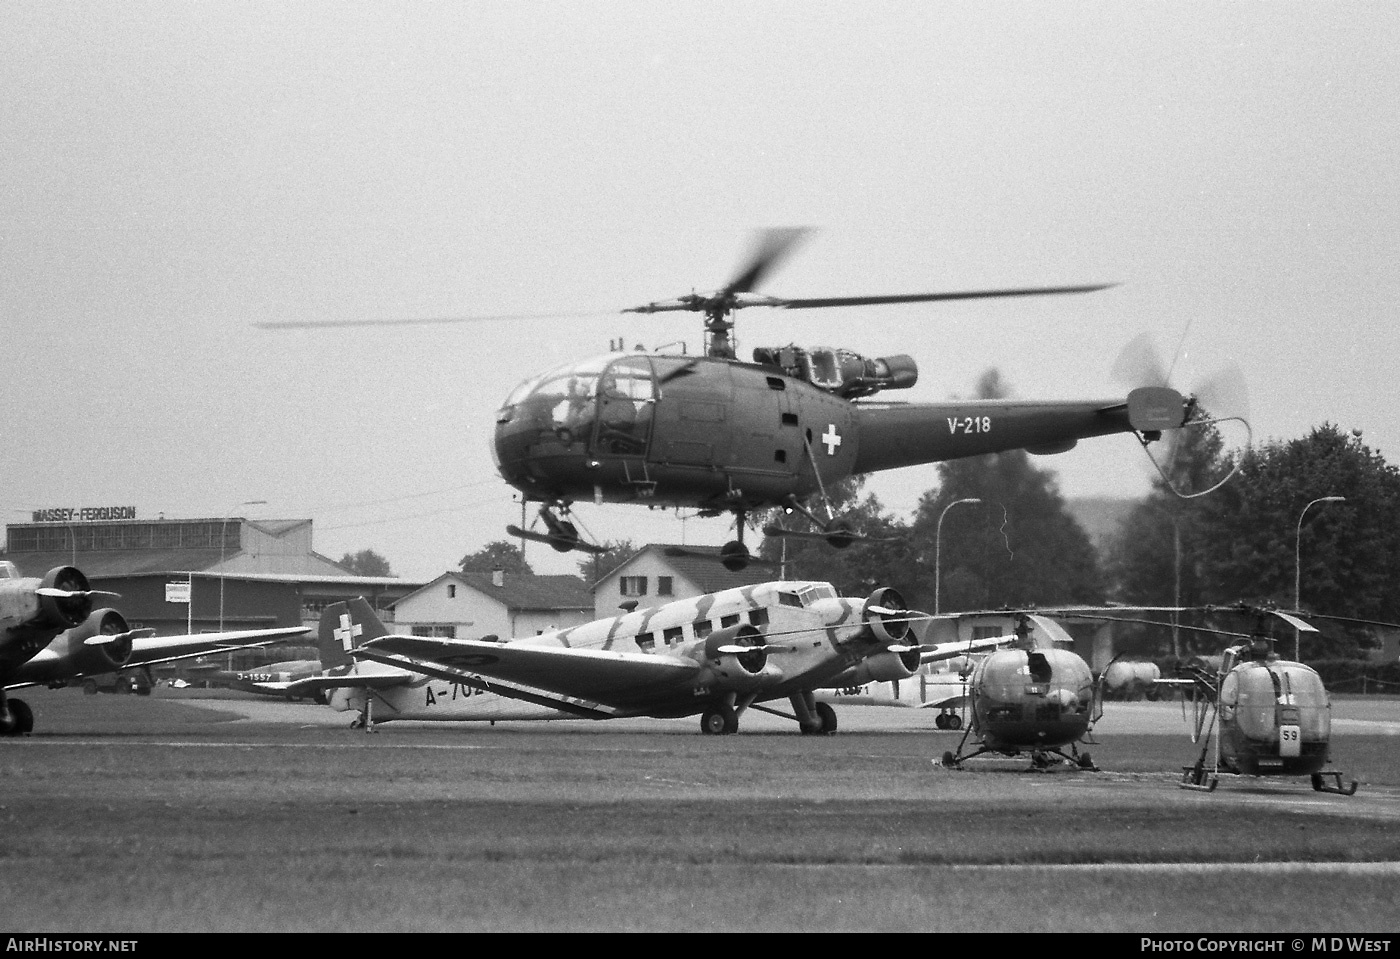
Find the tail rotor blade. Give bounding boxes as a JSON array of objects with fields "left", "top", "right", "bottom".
[{"left": 1111, "top": 332, "right": 1170, "bottom": 388}]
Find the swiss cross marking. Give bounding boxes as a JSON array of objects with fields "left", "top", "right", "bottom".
[
  {"left": 821, "top": 424, "right": 842, "bottom": 456},
  {"left": 335, "top": 612, "right": 363, "bottom": 652}
]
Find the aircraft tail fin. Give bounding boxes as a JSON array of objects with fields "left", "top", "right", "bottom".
[{"left": 318, "top": 598, "right": 390, "bottom": 669}]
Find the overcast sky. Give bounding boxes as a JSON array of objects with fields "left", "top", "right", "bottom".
[{"left": 5, "top": 2, "right": 1398, "bottom": 580}]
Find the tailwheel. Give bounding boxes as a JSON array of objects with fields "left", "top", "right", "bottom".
[{"left": 700, "top": 705, "right": 738, "bottom": 735}]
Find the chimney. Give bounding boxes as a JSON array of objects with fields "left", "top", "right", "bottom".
[{"left": 491, "top": 567, "right": 505, "bottom": 588}]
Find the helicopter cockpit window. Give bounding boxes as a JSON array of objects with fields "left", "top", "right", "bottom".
[
  {"left": 511, "top": 357, "right": 611, "bottom": 443},
  {"left": 1226, "top": 664, "right": 1330, "bottom": 742}
]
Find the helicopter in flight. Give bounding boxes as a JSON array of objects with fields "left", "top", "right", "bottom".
[
  {"left": 260, "top": 229, "right": 1224, "bottom": 570},
  {"left": 488, "top": 228, "right": 1205, "bottom": 570},
  {"left": 930, "top": 611, "right": 1106, "bottom": 772}
]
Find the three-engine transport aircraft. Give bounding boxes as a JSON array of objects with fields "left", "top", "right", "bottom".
[
  {"left": 304, "top": 582, "right": 1013, "bottom": 734},
  {"left": 0, "top": 562, "right": 310, "bottom": 735}
]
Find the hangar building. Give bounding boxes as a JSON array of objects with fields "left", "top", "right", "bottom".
[{"left": 3, "top": 514, "right": 424, "bottom": 638}]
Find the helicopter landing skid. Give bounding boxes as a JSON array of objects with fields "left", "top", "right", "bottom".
[
  {"left": 1179, "top": 763, "right": 1219, "bottom": 792},
  {"left": 506, "top": 524, "right": 607, "bottom": 555},
  {"left": 1311, "top": 771, "right": 1359, "bottom": 796}
]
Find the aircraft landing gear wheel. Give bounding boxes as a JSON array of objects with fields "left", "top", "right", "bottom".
[
  {"left": 935, "top": 713, "right": 948, "bottom": 729},
  {"left": 947, "top": 713, "right": 962, "bottom": 730},
  {"left": 719, "top": 541, "right": 750, "bottom": 572},
  {"left": 814, "top": 702, "right": 837, "bottom": 735},
  {"left": 1, "top": 699, "right": 33, "bottom": 736},
  {"left": 700, "top": 706, "right": 737, "bottom": 735},
  {"left": 1311, "top": 774, "right": 1324, "bottom": 792},
  {"left": 548, "top": 521, "right": 579, "bottom": 553},
  {"left": 82, "top": 679, "right": 99, "bottom": 695},
  {"left": 941, "top": 751, "right": 957, "bottom": 768},
  {"left": 1077, "top": 752, "right": 1095, "bottom": 770},
  {"left": 824, "top": 517, "right": 856, "bottom": 550}
]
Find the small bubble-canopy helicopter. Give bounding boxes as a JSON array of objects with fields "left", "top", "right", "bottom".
[
  {"left": 1157, "top": 604, "right": 1359, "bottom": 795},
  {"left": 1076, "top": 603, "right": 1362, "bottom": 795},
  {"left": 930, "top": 611, "right": 1105, "bottom": 772}
]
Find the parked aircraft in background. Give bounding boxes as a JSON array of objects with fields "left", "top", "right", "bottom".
[
  {"left": 318, "top": 580, "right": 1010, "bottom": 735},
  {"left": 279, "top": 601, "right": 584, "bottom": 727},
  {"left": 0, "top": 561, "right": 310, "bottom": 735},
  {"left": 199, "top": 659, "right": 327, "bottom": 701},
  {"left": 816, "top": 660, "right": 976, "bottom": 729}
]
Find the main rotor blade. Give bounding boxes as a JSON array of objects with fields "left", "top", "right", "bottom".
[
  {"left": 776, "top": 283, "right": 1114, "bottom": 310},
  {"left": 722, "top": 227, "right": 813, "bottom": 295},
  {"left": 254, "top": 311, "right": 617, "bottom": 330}
]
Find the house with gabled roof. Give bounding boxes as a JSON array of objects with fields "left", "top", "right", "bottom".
[
  {"left": 393, "top": 569, "right": 594, "bottom": 640},
  {"left": 591, "top": 544, "right": 773, "bottom": 619}
]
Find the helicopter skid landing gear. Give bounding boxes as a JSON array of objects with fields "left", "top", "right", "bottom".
[
  {"left": 508, "top": 504, "right": 607, "bottom": 556},
  {"left": 1311, "top": 771, "right": 1359, "bottom": 796},
  {"left": 1179, "top": 762, "right": 1219, "bottom": 792}
]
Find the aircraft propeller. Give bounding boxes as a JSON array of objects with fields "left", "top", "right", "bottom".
[{"left": 1110, "top": 332, "right": 1252, "bottom": 499}]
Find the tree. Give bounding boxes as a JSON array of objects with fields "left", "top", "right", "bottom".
[
  {"left": 577, "top": 539, "right": 637, "bottom": 583},
  {"left": 1108, "top": 423, "right": 1400, "bottom": 660},
  {"left": 460, "top": 540, "right": 534, "bottom": 575},
  {"left": 906, "top": 369, "right": 1105, "bottom": 611},
  {"left": 1192, "top": 425, "right": 1400, "bottom": 658},
  {"left": 338, "top": 548, "right": 393, "bottom": 577}
]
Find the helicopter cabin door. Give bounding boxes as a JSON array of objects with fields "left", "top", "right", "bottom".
[
  {"left": 647, "top": 357, "right": 733, "bottom": 468},
  {"left": 591, "top": 356, "right": 656, "bottom": 458}
]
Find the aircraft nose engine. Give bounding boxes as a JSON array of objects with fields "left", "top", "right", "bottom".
[
  {"left": 863, "top": 587, "right": 910, "bottom": 645},
  {"left": 701, "top": 623, "right": 771, "bottom": 690},
  {"left": 37, "top": 566, "right": 94, "bottom": 629}
]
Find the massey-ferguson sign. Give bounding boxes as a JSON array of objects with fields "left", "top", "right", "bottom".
[{"left": 30, "top": 507, "right": 137, "bottom": 522}]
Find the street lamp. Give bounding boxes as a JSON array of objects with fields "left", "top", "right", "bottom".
[
  {"left": 220, "top": 500, "right": 267, "bottom": 632},
  {"left": 1294, "top": 495, "right": 1345, "bottom": 661},
  {"left": 935, "top": 498, "right": 982, "bottom": 615}
]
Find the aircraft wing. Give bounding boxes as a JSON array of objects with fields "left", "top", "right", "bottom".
[
  {"left": 352, "top": 634, "right": 699, "bottom": 707},
  {"left": 921, "top": 690, "right": 970, "bottom": 711},
  {"left": 122, "top": 627, "right": 312, "bottom": 670},
  {"left": 5, "top": 626, "right": 311, "bottom": 690}
]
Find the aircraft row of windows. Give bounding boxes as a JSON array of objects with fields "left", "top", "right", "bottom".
[
  {"left": 634, "top": 607, "right": 770, "bottom": 651},
  {"left": 619, "top": 575, "right": 674, "bottom": 597}
]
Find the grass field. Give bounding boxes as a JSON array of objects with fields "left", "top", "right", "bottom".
[{"left": 0, "top": 689, "right": 1397, "bottom": 932}]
